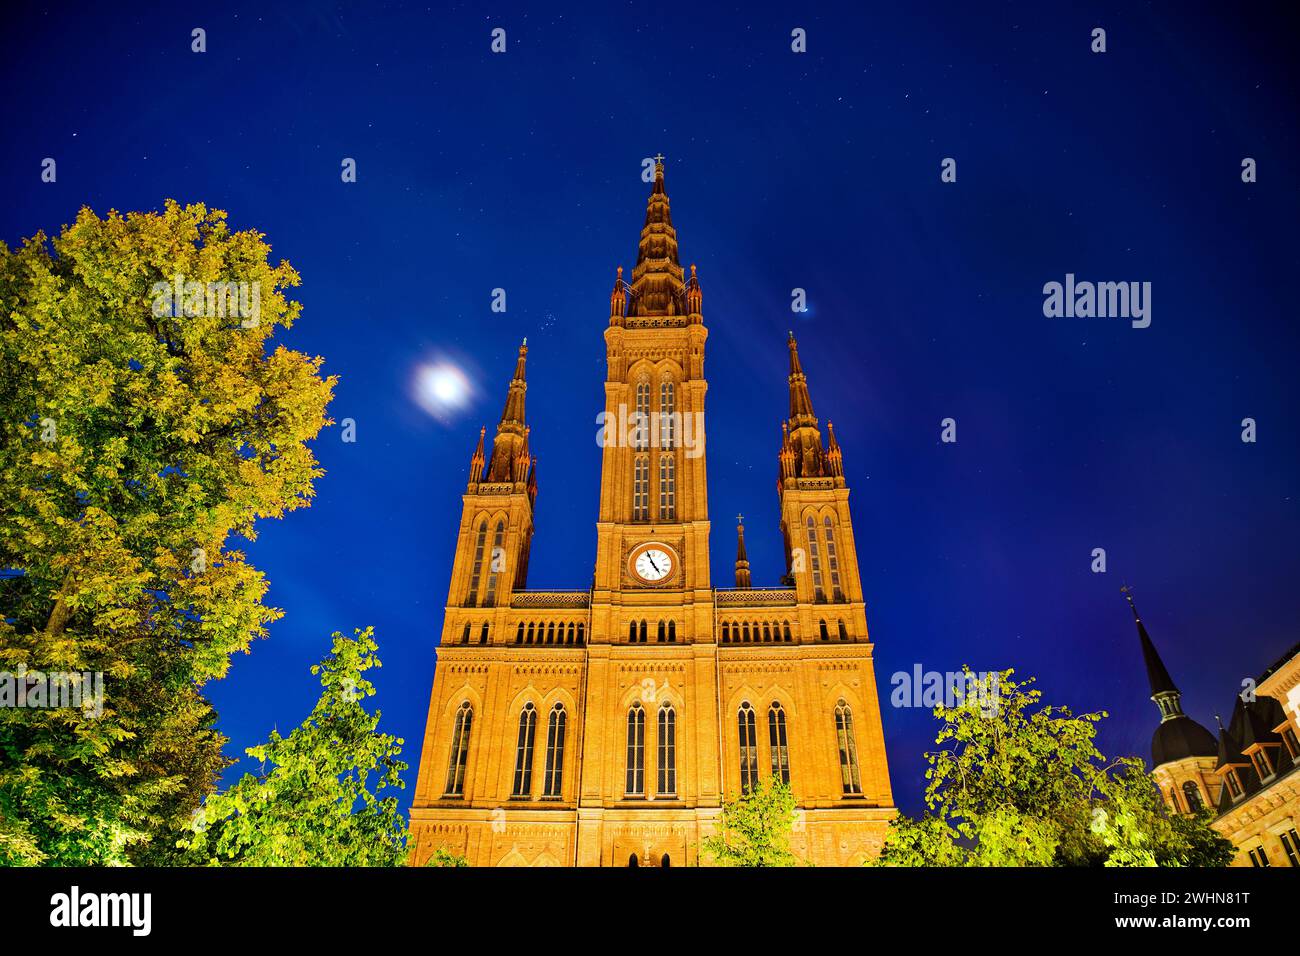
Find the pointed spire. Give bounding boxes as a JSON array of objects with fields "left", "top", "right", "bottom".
[
  {"left": 1122, "top": 585, "right": 1218, "bottom": 768},
  {"left": 734, "top": 514, "right": 752, "bottom": 589},
  {"left": 629, "top": 154, "right": 686, "bottom": 317},
  {"left": 610, "top": 265, "right": 627, "bottom": 324},
  {"left": 826, "top": 420, "right": 843, "bottom": 477},
  {"left": 1123, "top": 585, "right": 1179, "bottom": 699},
  {"left": 487, "top": 340, "right": 530, "bottom": 482},
  {"left": 685, "top": 263, "right": 702, "bottom": 317},
  {"left": 468, "top": 425, "right": 486, "bottom": 485},
  {"left": 787, "top": 332, "right": 816, "bottom": 421}
]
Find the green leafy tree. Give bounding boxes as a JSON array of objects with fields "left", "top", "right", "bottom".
[
  {"left": 875, "top": 668, "right": 1234, "bottom": 867},
  {"left": 424, "top": 846, "right": 469, "bottom": 867},
  {"left": 0, "top": 202, "right": 335, "bottom": 864},
  {"left": 702, "top": 778, "right": 806, "bottom": 866},
  {"left": 180, "top": 627, "right": 408, "bottom": 867}
]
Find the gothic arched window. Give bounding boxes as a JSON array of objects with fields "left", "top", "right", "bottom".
[
  {"left": 659, "top": 379, "right": 676, "bottom": 449},
  {"left": 444, "top": 702, "right": 473, "bottom": 797},
  {"left": 658, "top": 703, "right": 677, "bottom": 796},
  {"left": 806, "top": 516, "right": 825, "bottom": 602},
  {"left": 1182, "top": 780, "right": 1203, "bottom": 812},
  {"left": 483, "top": 520, "right": 505, "bottom": 606},
  {"left": 576, "top": 623, "right": 585, "bottom": 645},
  {"left": 639, "top": 620, "right": 648, "bottom": 643},
  {"left": 467, "top": 520, "right": 488, "bottom": 605},
  {"left": 632, "top": 455, "right": 650, "bottom": 521},
  {"left": 543, "top": 703, "right": 567, "bottom": 798},
  {"left": 511, "top": 702, "right": 538, "bottom": 798},
  {"left": 657, "top": 620, "right": 666, "bottom": 643},
  {"left": 668, "top": 620, "right": 677, "bottom": 643},
  {"left": 479, "top": 622, "right": 489, "bottom": 645},
  {"left": 838, "top": 620, "right": 849, "bottom": 641},
  {"left": 835, "top": 699, "right": 863, "bottom": 795},
  {"left": 769, "top": 703, "right": 790, "bottom": 784},
  {"left": 626, "top": 703, "right": 646, "bottom": 796},
  {"left": 824, "top": 516, "right": 843, "bottom": 602},
  {"left": 783, "top": 622, "right": 792, "bottom": 642},
  {"left": 738, "top": 702, "right": 759, "bottom": 791},
  {"left": 461, "top": 623, "right": 471, "bottom": 645},
  {"left": 628, "top": 621, "right": 637, "bottom": 643},
  {"left": 659, "top": 455, "right": 676, "bottom": 521},
  {"left": 515, "top": 622, "right": 524, "bottom": 644},
  {"left": 634, "top": 380, "right": 651, "bottom": 450},
  {"left": 819, "top": 620, "right": 830, "bottom": 642}
]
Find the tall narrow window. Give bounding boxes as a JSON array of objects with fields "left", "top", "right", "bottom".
[
  {"left": 1224, "top": 769, "right": 1243, "bottom": 799},
  {"left": 824, "top": 516, "right": 843, "bottom": 601},
  {"left": 634, "top": 380, "right": 650, "bottom": 450},
  {"left": 633, "top": 455, "right": 650, "bottom": 521},
  {"left": 835, "top": 699, "right": 863, "bottom": 795},
  {"left": 483, "top": 521, "right": 505, "bottom": 606},
  {"left": 1181, "top": 780, "right": 1203, "bottom": 812},
  {"left": 639, "top": 620, "right": 647, "bottom": 643},
  {"left": 806, "top": 516, "right": 824, "bottom": 602},
  {"left": 466, "top": 520, "right": 488, "bottom": 605},
  {"left": 1249, "top": 847, "right": 1271, "bottom": 867},
  {"left": 657, "top": 620, "right": 666, "bottom": 643},
  {"left": 515, "top": 622, "right": 524, "bottom": 644},
  {"left": 1283, "top": 727, "right": 1300, "bottom": 758},
  {"left": 668, "top": 620, "right": 676, "bottom": 643},
  {"left": 542, "top": 703, "right": 566, "bottom": 798},
  {"left": 838, "top": 620, "right": 849, "bottom": 641},
  {"left": 444, "top": 702, "right": 473, "bottom": 797},
  {"left": 769, "top": 703, "right": 790, "bottom": 784},
  {"left": 479, "top": 622, "right": 489, "bottom": 645},
  {"left": 511, "top": 703, "right": 537, "bottom": 798},
  {"left": 628, "top": 621, "right": 637, "bottom": 643},
  {"left": 1280, "top": 829, "right": 1300, "bottom": 867},
  {"left": 659, "top": 379, "right": 676, "bottom": 449},
  {"left": 738, "top": 702, "right": 759, "bottom": 791},
  {"left": 626, "top": 704, "right": 645, "bottom": 796},
  {"left": 658, "top": 455, "right": 676, "bottom": 520},
  {"left": 658, "top": 704, "right": 677, "bottom": 796}
]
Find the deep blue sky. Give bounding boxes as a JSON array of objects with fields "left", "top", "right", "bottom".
[{"left": 3, "top": 1, "right": 1298, "bottom": 816}]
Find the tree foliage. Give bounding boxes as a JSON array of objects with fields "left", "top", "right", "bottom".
[
  {"left": 875, "top": 668, "right": 1234, "bottom": 867},
  {"left": 702, "top": 778, "right": 805, "bottom": 866},
  {"left": 180, "top": 627, "right": 408, "bottom": 867},
  {"left": 0, "top": 202, "right": 335, "bottom": 864}
]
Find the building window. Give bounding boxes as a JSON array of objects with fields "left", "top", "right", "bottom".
[
  {"left": 626, "top": 704, "right": 646, "bottom": 796},
  {"left": 511, "top": 702, "right": 537, "bottom": 798},
  {"left": 1282, "top": 727, "right": 1300, "bottom": 759},
  {"left": 659, "top": 379, "right": 676, "bottom": 448},
  {"left": 668, "top": 620, "right": 677, "bottom": 643},
  {"left": 658, "top": 704, "right": 677, "bottom": 796},
  {"left": 769, "top": 703, "right": 790, "bottom": 784},
  {"left": 443, "top": 702, "right": 473, "bottom": 797},
  {"left": 466, "top": 520, "right": 488, "bottom": 605},
  {"left": 658, "top": 454, "right": 676, "bottom": 521},
  {"left": 634, "top": 380, "right": 651, "bottom": 450},
  {"left": 835, "top": 699, "right": 863, "bottom": 796},
  {"left": 1248, "top": 846, "right": 1270, "bottom": 868},
  {"left": 515, "top": 622, "right": 524, "bottom": 644},
  {"left": 1279, "top": 829, "right": 1300, "bottom": 867},
  {"left": 738, "top": 702, "right": 759, "bottom": 791},
  {"left": 806, "top": 516, "right": 825, "bottom": 602},
  {"left": 461, "top": 623, "right": 471, "bottom": 645},
  {"left": 819, "top": 620, "right": 829, "bottom": 641},
  {"left": 576, "top": 623, "right": 585, "bottom": 645},
  {"left": 838, "top": 620, "right": 848, "bottom": 641},
  {"left": 483, "top": 520, "right": 505, "bottom": 606},
  {"left": 1224, "top": 769, "right": 1243, "bottom": 799},
  {"left": 824, "top": 516, "right": 843, "bottom": 601},
  {"left": 1181, "top": 780, "right": 1203, "bottom": 812},
  {"left": 542, "top": 703, "right": 566, "bottom": 798},
  {"left": 479, "top": 622, "right": 489, "bottom": 645},
  {"left": 1250, "top": 749, "right": 1273, "bottom": 781},
  {"left": 657, "top": 620, "right": 666, "bottom": 642},
  {"left": 639, "top": 620, "right": 647, "bottom": 643},
  {"left": 783, "top": 623, "right": 792, "bottom": 642},
  {"left": 633, "top": 455, "right": 650, "bottom": 521}
]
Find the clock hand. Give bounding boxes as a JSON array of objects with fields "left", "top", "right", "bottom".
[{"left": 647, "top": 555, "right": 660, "bottom": 573}]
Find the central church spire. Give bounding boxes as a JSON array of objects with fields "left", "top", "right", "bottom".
[{"left": 628, "top": 157, "right": 687, "bottom": 317}]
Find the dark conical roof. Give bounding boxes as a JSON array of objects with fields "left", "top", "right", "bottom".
[{"left": 1152, "top": 715, "right": 1218, "bottom": 766}]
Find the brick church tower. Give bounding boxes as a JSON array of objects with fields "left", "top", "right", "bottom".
[{"left": 408, "top": 159, "right": 896, "bottom": 866}]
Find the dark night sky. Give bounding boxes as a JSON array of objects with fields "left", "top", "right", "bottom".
[{"left": 3, "top": 1, "right": 1298, "bottom": 816}]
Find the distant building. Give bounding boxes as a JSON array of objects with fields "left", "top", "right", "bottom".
[{"left": 1126, "top": 588, "right": 1300, "bottom": 866}]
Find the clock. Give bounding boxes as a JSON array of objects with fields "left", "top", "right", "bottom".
[{"left": 630, "top": 544, "right": 676, "bottom": 584}]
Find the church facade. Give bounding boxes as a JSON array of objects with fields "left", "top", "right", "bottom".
[{"left": 408, "top": 160, "right": 896, "bottom": 866}]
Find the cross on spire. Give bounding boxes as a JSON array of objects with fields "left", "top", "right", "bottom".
[
  {"left": 653, "top": 152, "right": 665, "bottom": 164},
  {"left": 736, "top": 513, "right": 744, "bottom": 525}
]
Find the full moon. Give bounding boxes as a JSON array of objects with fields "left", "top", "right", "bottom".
[{"left": 412, "top": 360, "right": 474, "bottom": 421}]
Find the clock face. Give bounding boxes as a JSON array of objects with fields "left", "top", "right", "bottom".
[{"left": 633, "top": 547, "right": 674, "bottom": 583}]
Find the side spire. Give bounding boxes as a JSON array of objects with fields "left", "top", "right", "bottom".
[
  {"left": 487, "top": 340, "right": 532, "bottom": 483},
  {"left": 782, "top": 332, "right": 826, "bottom": 479},
  {"left": 1123, "top": 585, "right": 1179, "bottom": 703},
  {"left": 734, "top": 514, "right": 752, "bottom": 589}
]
